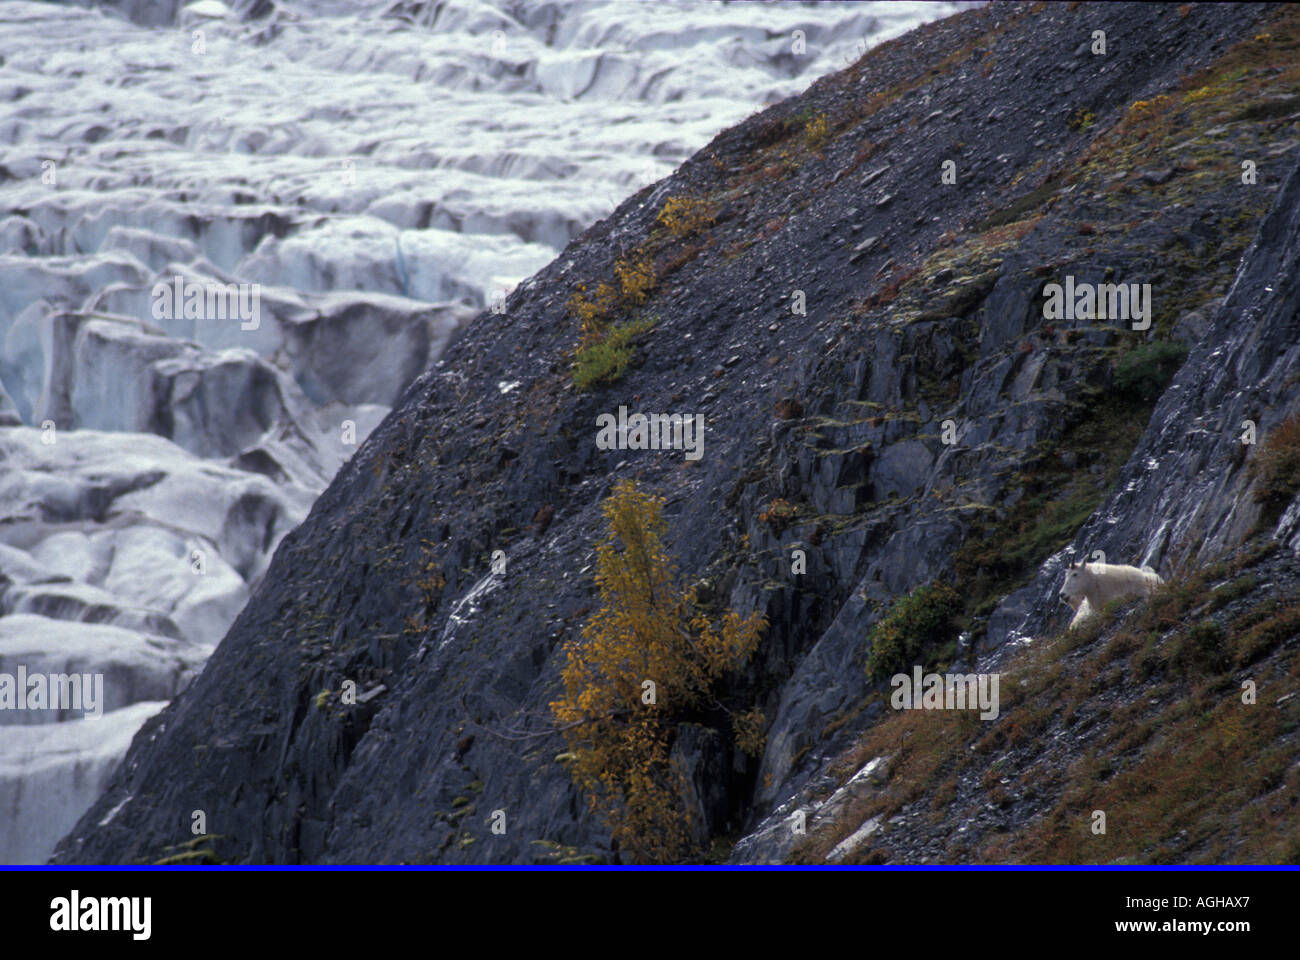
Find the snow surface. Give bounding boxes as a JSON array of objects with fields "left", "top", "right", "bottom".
[{"left": 0, "top": 0, "right": 964, "bottom": 863}]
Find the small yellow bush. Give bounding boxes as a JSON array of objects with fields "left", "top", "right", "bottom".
[
  {"left": 567, "top": 282, "right": 619, "bottom": 346},
  {"left": 656, "top": 196, "right": 716, "bottom": 239},
  {"left": 613, "top": 252, "right": 656, "bottom": 304},
  {"left": 805, "top": 112, "right": 830, "bottom": 151},
  {"left": 551, "top": 479, "right": 767, "bottom": 862},
  {"left": 567, "top": 251, "right": 658, "bottom": 348},
  {"left": 1118, "top": 94, "right": 1174, "bottom": 138}
]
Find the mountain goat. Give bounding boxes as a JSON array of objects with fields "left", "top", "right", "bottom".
[
  {"left": 1061, "top": 561, "right": 1163, "bottom": 629},
  {"left": 1064, "top": 594, "right": 1094, "bottom": 630}
]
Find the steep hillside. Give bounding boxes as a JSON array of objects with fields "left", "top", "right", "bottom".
[
  {"left": 748, "top": 153, "right": 1300, "bottom": 864},
  {"left": 51, "top": 1, "right": 1300, "bottom": 865}
]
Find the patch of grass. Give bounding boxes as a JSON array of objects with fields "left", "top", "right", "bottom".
[
  {"left": 788, "top": 708, "right": 981, "bottom": 863},
  {"left": 1170, "top": 619, "right": 1229, "bottom": 677},
  {"left": 1100, "top": 629, "right": 1141, "bottom": 665},
  {"left": 953, "top": 400, "right": 1147, "bottom": 627},
  {"left": 1232, "top": 603, "right": 1300, "bottom": 667},
  {"left": 882, "top": 217, "right": 1039, "bottom": 326},
  {"left": 722, "top": 238, "right": 755, "bottom": 262},
  {"left": 1208, "top": 573, "right": 1256, "bottom": 612},
  {"left": 153, "top": 849, "right": 222, "bottom": 866},
  {"left": 152, "top": 834, "right": 228, "bottom": 866},
  {"left": 911, "top": 269, "right": 1000, "bottom": 325},
  {"left": 976, "top": 176, "right": 1066, "bottom": 231},
  {"left": 1008, "top": 692, "right": 1294, "bottom": 864},
  {"left": 803, "top": 555, "right": 1298, "bottom": 865},
  {"left": 852, "top": 263, "right": 922, "bottom": 315},
  {"left": 1250, "top": 413, "right": 1300, "bottom": 525},
  {"left": 661, "top": 243, "right": 702, "bottom": 275},
  {"left": 571, "top": 316, "right": 656, "bottom": 392}
]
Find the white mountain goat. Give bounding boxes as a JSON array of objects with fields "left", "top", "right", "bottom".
[
  {"left": 1060, "top": 561, "right": 1163, "bottom": 629},
  {"left": 1063, "top": 593, "right": 1094, "bottom": 630}
]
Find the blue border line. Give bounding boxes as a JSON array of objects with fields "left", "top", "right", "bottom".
[{"left": 7, "top": 864, "right": 1299, "bottom": 871}]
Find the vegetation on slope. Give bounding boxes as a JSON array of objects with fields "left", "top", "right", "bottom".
[
  {"left": 790, "top": 541, "right": 1300, "bottom": 864},
  {"left": 550, "top": 479, "right": 767, "bottom": 863},
  {"left": 1251, "top": 413, "right": 1300, "bottom": 526}
]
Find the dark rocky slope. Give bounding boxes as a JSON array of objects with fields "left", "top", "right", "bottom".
[
  {"left": 52, "top": 1, "right": 1300, "bottom": 864},
  {"left": 746, "top": 135, "right": 1300, "bottom": 865}
]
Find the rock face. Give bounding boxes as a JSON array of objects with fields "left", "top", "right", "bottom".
[{"left": 51, "top": 1, "right": 1300, "bottom": 864}]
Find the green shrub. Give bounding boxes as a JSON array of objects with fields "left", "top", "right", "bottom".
[
  {"left": 1113, "top": 341, "right": 1189, "bottom": 402},
  {"left": 1132, "top": 632, "right": 1161, "bottom": 679},
  {"left": 572, "top": 316, "right": 656, "bottom": 392},
  {"left": 865, "top": 582, "right": 962, "bottom": 682}
]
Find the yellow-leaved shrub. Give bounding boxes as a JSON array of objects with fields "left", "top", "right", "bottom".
[{"left": 550, "top": 478, "right": 767, "bottom": 862}]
